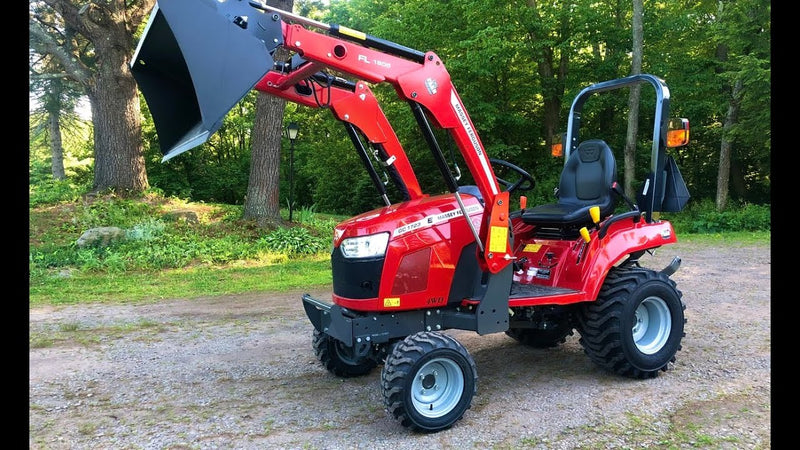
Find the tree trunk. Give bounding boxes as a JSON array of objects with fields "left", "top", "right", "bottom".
[
  {"left": 88, "top": 43, "right": 149, "bottom": 194},
  {"left": 623, "top": 0, "right": 644, "bottom": 200},
  {"left": 527, "top": 0, "right": 569, "bottom": 149},
  {"left": 716, "top": 79, "right": 741, "bottom": 212},
  {"left": 49, "top": 110, "right": 66, "bottom": 181},
  {"left": 712, "top": 0, "right": 735, "bottom": 212},
  {"left": 244, "top": 92, "right": 287, "bottom": 227},
  {"left": 539, "top": 58, "right": 561, "bottom": 149},
  {"left": 716, "top": 131, "right": 731, "bottom": 211},
  {"left": 243, "top": 0, "right": 293, "bottom": 227},
  {"left": 35, "top": 0, "right": 154, "bottom": 195}
]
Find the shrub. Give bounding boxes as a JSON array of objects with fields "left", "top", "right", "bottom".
[
  {"left": 126, "top": 218, "right": 167, "bottom": 241},
  {"left": 257, "top": 226, "right": 329, "bottom": 255},
  {"left": 72, "top": 194, "right": 157, "bottom": 230},
  {"left": 296, "top": 204, "right": 339, "bottom": 236},
  {"left": 29, "top": 178, "right": 88, "bottom": 207},
  {"left": 666, "top": 199, "right": 770, "bottom": 234}
]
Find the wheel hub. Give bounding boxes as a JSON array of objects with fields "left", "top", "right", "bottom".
[
  {"left": 411, "top": 358, "right": 464, "bottom": 418},
  {"left": 632, "top": 296, "right": 671, "bottom": 355},
  {"left": 421, "top": 373, "right": 436, "bottom": 389}
]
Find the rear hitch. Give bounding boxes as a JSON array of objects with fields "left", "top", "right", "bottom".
[{"left": 660, "top": 256, "right": 681, "bottom": 277}]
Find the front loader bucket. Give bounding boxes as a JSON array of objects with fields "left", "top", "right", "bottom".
[{"left": 131, "top": 0, "right": 283, "bottom": 161}]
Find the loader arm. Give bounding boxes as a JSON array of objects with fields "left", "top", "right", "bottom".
[
  {"left": 257, "top": 4, "right": 511, "bottom": 272},
  {"left": 132, "top": 0, "right": 513, "bottom": 273},
  {"left": 255, "top": 66, "right": 423, "bottom": 202}
]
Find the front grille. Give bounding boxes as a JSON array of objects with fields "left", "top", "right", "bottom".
[{"left": 330, "top": 247, "right": 385, "bottom": 299}]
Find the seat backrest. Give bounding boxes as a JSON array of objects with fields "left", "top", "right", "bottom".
[
  {"left": 519, "top": 139, "right": 617, "bottom": 233},
  {"left": 557, "top": 139, "right": 617, "bottom": 212}
]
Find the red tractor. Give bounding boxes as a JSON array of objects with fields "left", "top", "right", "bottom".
[{"left": 132, "top": 0, "right": 691, "bottom": 432}]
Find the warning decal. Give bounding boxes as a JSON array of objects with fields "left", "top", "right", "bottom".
[
  {"left": 488, "top": 226, "right": 508, "bottom": 253},
  {"left": 383, "top": 297, "right": 400, "bottom": 308},
  {"left": 523, "top": 244, "right": 542, "bottom": 253}
]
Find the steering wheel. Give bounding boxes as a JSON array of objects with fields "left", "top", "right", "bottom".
[{"left": 490, "top": 158, "right": 535, "bottom": 194}]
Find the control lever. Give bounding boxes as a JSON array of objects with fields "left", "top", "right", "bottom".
[
  {"left": 576, "top": 226, "right": 591, "bottom": 264},
  {"left": 611, "top": 181, "right": 638, "bottom": 211}
]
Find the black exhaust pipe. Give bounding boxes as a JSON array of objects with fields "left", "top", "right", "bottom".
[{"left": 131, "top": 0, "right": 284, "bottom": 161}]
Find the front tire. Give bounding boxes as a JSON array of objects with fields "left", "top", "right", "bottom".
[
  {"left": 381, "top": 331, "right": 477, "bottom": 432},
  {"left": 576, "top": 266, "right": 686, "bottom": 379},
  {"left": 312, "top": 330, "right": 377, "bottom": 377}
]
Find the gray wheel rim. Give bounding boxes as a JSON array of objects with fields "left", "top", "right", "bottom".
[
  {"left": 632, "top": 296, "right": 671, "bottom": 355},
  {"left": 411, "top": 357, "right": 464, "bottom": 418}
]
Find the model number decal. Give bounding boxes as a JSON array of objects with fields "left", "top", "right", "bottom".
[
  {"left": 426, "top": 297, "right": 445, "bottom": 305},
  {"left": 357, "top": 54, "right": 391, "bottom": 68},
  {"left": 393, "top": 204, "right": 483, "bottom": 237}
]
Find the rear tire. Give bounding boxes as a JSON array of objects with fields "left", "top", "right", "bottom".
[
  {"left": 312, "top": 330, "right": 377, "bottom": 377},
  {"left": 576, "top": 266, "right": 686, "bottom": 379},
  {"left": 381, "top": 331, "right": 477, "bottom": 432}
]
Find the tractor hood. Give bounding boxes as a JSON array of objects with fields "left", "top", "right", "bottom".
[
  {"left": 131, "top": 0, "right": 284, "bottom": 161},
  {"left": 332, "top": 193, "right": 485, "bottom": 248}
]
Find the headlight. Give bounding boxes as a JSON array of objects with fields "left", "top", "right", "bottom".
[{"left": 340, "top": 232, "right": 390, "bottom": 259}]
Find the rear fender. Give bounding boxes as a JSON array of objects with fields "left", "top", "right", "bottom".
[{"left": 575, "top": 219, "right": 678, "bottom": 301}]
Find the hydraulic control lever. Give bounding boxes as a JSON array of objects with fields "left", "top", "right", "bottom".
[{"left": 611, "top": 181, "right": 638, "bottom": 211}]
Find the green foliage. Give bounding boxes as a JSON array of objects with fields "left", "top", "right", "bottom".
[
  {"left": 32, "top": 225, "right": 272, "bottom": 273},
  {"left": 28, "top": 142, "right": 94, "bottom": 207},
  {"left": 187, "top": 157, "right": 251, "bottom": 204},
  {"left": 29, "top": 193, "right": 335, "bottom": 278},
  {"left": 30, "top": 0, "right": 770, "bottom": 225},
  {"left": 665, "top": 199, "right": 770, "bottom": 234},
  {"left": 294, "top": 204, "right": 339, "bottom": 235},
  {"left": 29, "top": 177, "right": 89, "bottom": 207},
  {"left": 217, "top": 203, "right": 248, "bottom": 223},
  {"left": 295, "top": 204, "right": 319, "bottom": 224},
  {"left": 126, "top": 218, "right": 167, "bottom": 241},
  {"left": 72, "top": 195, "right": 156, "bottom": 230},
  {"left": 140, "top": 91, "right": 255, "bottom": 204},
  {"left": 30, "top": 256, "right": 333, "bottom": 306},
  {"left": 257, "top": 226, "right": 329, "bottom": 255},
  {"left": 304, "top": 138, "right": 383, "bottom": 215}
]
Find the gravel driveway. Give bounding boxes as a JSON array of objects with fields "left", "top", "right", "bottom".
[{"left": 29, "top": 239, "right": 771, "bottom": 449}]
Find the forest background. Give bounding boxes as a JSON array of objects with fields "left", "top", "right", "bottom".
[
  {"left": 29, "top": 0, "right": 770, "bottom": 304},
  {"left": 30, "top": 0, "right": 770, "bottom": 213}
]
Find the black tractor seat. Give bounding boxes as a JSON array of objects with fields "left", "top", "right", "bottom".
[{"left": 521, "top": 139, "right": 617, "bottom": 238}]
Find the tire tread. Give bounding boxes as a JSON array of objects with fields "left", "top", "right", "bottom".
[{"left": 576, "top": 266, "right": 686, "bottom": 379}]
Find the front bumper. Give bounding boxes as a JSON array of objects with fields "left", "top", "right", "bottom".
[{"left": 302, "top": 293, "right": 434, "bottom": 350}]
